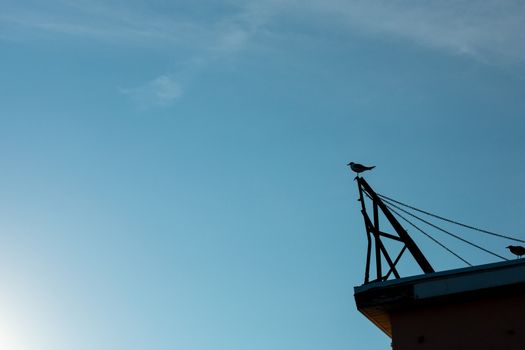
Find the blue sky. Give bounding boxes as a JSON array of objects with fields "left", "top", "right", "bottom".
[{"left": 1, "top": 1, "right": 525, "bottom": 349}]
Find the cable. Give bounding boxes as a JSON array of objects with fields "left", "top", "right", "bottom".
[
  {"left": 362, "top": 191, "right": 472, "bottom": 266},
  {"left": 377, "top": 193, "right": 525, "bottom": 244},
  {"left": 385, "top": 203, "right": 472, "bottom": 266},
  {"left": 379, "top": 195, "right": 509, "bottom": 261}
]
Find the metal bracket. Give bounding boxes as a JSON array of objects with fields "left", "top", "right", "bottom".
[{"left": 356, "top": 177, "right": 434, "bottom": 284}]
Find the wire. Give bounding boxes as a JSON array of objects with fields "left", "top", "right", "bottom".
[
  {"left": 378, "top": 193, "right": 525, "bottom": 244},
  {"left": 362, "top": 191, "right": 472, "bottom": 266},
  {"left": 379, "top": 196, "right": 509, "bottom": 261},
  {"left": 385, "top": 202, "right": 472, "bottom": 266}
]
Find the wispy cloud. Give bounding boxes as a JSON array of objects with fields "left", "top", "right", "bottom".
[
  {"left": 0, "top": 1, "right": 264, "bottom": 54},
  {"left": 279, "top": 0, "right": 525, "bottom": 63},
  {"left": 120, "top": 75, "right": 182, "bottom": 108},
  {"left": 2, "top": 0, "right": 525, "bottom": 62},
  {"left": 0, "top": 3, "right": 208, "bottom": 46}
]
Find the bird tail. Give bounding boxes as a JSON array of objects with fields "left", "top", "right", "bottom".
[{"left": 366, "top": 166, "right": 376, "bottom": 170}]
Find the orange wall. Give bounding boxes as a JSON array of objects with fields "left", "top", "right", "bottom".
[{"left": 390, "top": 294, "right": 525, "bottom": 350}]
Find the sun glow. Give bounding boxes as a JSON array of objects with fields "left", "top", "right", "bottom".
[
  {"left": 0, "top": 323, "right": 19, "bottom": 350},
  {"left": 0, "top": 301, "right": 23, "bottom": 350}
]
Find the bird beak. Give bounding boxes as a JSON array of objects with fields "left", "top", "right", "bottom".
[{"left": 506, "top": 246, "right": 511, "bottom": 248}]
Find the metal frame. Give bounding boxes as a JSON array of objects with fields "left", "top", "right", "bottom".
[{"left": 356, "top": 177, "right": 434, "bottom": 284}]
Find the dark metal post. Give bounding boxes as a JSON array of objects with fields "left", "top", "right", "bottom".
[
  {"left": 373, "top": 201, "right": 381, "bottom": 280},
  {"left": 357, "top": 177, "right": 372, "bottom": 284}
]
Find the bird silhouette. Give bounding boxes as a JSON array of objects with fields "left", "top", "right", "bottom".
[
  {"left": 347, "top": 162, "right": 375, "bottom": 175},
  {"left": 506, "top": 245, "right": 525, "bottom": 258}
]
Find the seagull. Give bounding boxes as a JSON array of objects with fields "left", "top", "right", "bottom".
[
  {"left": 347, "top": 162, "right": 375, "bottom": 175},
  {"left": 506, "top": 245, "right": 525, "bottom": 258}
]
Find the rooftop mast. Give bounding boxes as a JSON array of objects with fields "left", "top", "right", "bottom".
[{"left": 356, "top": 176, "right": 434, "bottom": 284}]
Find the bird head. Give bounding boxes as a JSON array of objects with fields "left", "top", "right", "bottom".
[
  {"left": 347, "top": 162, "right": 354, "bottom": 166},
  {"left": 506, "top": 246, "right": 513, "bottom": 249}
]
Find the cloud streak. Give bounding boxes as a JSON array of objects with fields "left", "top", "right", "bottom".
[
  {"left": 120, "top": 75, "right": 183, "bottom": 108},
  {"left": 301, "top": 0, "right": 525, "bottom": 62},
  {"left": 3, "top": 0, "right": 525, "bottom": 62},
  {"left": 0, "top": 1, "right": 263, "bottom": 54}
]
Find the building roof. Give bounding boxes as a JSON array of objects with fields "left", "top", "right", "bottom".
[{"left": 354, "top": 258, "right": 525, "bottom": 337}]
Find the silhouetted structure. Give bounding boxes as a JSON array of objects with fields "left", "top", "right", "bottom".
[
  {"left": 352, "top": 177, "right": 525, "bottom": 350},
  {"left": 355, "top": 176, "right": 433, "bottom": 284},
  {"left": 355, "top": 259, "right": 525, "bottom": 349}
]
